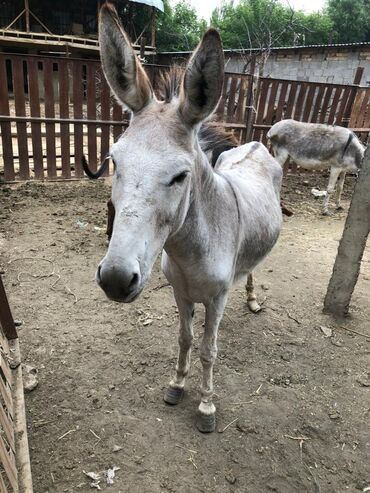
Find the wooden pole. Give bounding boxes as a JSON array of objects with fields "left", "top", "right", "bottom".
[
  {"left": 324, "top": 141, "right": 370, "bottom": 316},
  {"left": 25, "top": 0, "right": 30, "bottom": 32},
  {"left": 151, "top": 8, "right": 156, "bottom": 48}
]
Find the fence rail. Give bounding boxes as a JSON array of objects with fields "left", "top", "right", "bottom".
[{"left": 0, "top": 53, "right": 369, "bottom": 182}]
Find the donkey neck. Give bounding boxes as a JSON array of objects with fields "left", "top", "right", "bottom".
[{"left": 164, "top": 143, "right": 238, "bottom": 260}]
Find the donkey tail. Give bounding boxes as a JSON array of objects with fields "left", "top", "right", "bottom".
[
  {"left": 341, "top": 132, "right": 354, "bottom": 159},
  {"left": 82, "top": 155, "right": 109, "bottom": 179}
]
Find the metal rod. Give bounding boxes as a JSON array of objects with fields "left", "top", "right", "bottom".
[{"left": 4, "top": 9, "right": 26, "bottom": 31}]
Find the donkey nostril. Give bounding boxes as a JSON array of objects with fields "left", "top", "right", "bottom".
[
  {"left": 97, "top": 265, "right": 102, "bottom": 282},
  {"left": 129, "top": 273, "right": 139, "bottom": 290}
]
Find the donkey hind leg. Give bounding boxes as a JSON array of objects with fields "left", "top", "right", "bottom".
[
  {"left": 164, "top": 293, "right": 194, "bottom": 406},
  {"left": 246, "top": 272, "right": 261, "bottom": 313},
  {"left": 322, "top": 167, "right": 342, "bottom": 215},
  {"left": 197, "top": 293, "right": 228, "bottom": 433},
  {"left": 335, "top": 171, "right": 346, "bottom": 210}
]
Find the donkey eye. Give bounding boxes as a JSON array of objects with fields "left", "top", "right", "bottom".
[{"left": 168, "top": 171, "right": 189, "bottom": 187}]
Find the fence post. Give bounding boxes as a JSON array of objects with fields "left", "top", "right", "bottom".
[
  {"left": 324, "top": 140, "right": 370, "bottom": 316},
  {"left": 244, "top": 55, "right": 257, "bottom": 143},
  {"left": 0, "top": 274, "right": 18, "bottom": 340}
]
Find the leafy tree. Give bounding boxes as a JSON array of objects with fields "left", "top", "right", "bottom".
[
  {"left": 327, "top": 0, "right": 370, "bottom": 43},
  {"left": 156, "top": 0, "right": 207, "bottom": 51},
  {"left": 211, "top": 0, "right": 333, "bottom": 50}
]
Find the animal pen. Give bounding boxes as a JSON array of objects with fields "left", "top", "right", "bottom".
[{"left": 0, "top": 53, "right": 369, "bottom": 181}]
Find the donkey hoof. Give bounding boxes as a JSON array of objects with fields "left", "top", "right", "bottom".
[
  {"left": 196, "top": 412, "right": 216, "bottom": 433},
  {"left": 164, "top": 387, "right": 184, "bottom": 405},
  {"left": 248, "top": 299, "right": 261, "bottom": 313}
]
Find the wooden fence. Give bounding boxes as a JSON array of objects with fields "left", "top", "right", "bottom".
[
  {"left": 0, "top": 52, "right": 369, "bottom": 182},
  {"left": 0, "top": 275, "right": 33, "bottom": 492}
]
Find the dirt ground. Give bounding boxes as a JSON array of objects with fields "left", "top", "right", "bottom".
[{"left": 0, "top": 173, "right": 369, "bottom": 493}]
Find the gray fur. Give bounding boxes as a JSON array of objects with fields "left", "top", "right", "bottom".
[
  {"left": 95, "top": 4, "right": 282, "bottom": 429},
  {"left": 267, "top": 119, "right": 365, "bottom": 214}
]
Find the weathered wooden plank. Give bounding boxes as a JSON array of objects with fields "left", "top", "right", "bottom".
[
  {"left": 87, "top": 63, "right": 97, "bottom": 172},
  {"left": 72, "top": 61, "right": 84, "bottom": 178},
  {"left": 285, "top": 81, "right": 298, "bottom": 119},
  {"left": 0, "top": 399, "right": 15, "bottom": 451},
  {"left": 311, "top": 85, "right": 325, "bottom": 123},
  {"left": 0, "top": 377, "right": 13, "bottom": 419},
  {"left": 293, "top": 83, "right": 308, "bottom": 121},
  {"left": 100, "top": 74, "right": 110, "bottom": 175},
  {"left": 327, "top": 86, "right": 342, "bottom": 124},
  {"left": 0, "top": 435, "right": 17, "bottom": 493},
  {"left": 0, "top": 56, "right": 14, "bottom": 181},
  {"left": 59, "top": 60, "right": 71, "bottom": 179},
  {"left": 274, "top": 81, "right": 289, "bottom": 122},
  {"left": 226, "top": 76, "right": 238, "bottom": 122},
  {"left": 43, "top": 59, "right": 57, "bottom": 178},
  {"left": 302, "top": 84, "right": 316, "bottom": 122},
  {"left": 264, "top": 80, "right": 280, "bottom": 124},
  {"left": 319, "top": 86, "right": 334, "bottom": 123},
  {"left": 112, "top": 102, "right": 123, "bottom": 142},
  {"left": 11, "top": 58, "right": 29, "bottom": 180},
  {"left": 335, "top": 86, "right": 352, "bottom": 126},
  {"left": 27, "top": 58, "right": 43, "bottom": 179}
]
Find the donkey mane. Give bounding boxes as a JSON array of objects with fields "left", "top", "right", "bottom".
[{"left": 157, "top": 65, "right": 237, "bottom": 165}]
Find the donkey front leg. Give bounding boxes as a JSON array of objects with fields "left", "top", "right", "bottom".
[
  {"left": 197, "top": 293, "right": 228, "bottom": 433},
  {"left": 322, "top": 167, "right": 342, "bottom": 215},
  {"left": 246, "top": 272, "right": 261, "bottom": 313},
  {"left": 335, "top": 171, "right": 346, "bottom": 210},
  {"left": 164, "top": 293, "right": 194, "bottom": 405}
]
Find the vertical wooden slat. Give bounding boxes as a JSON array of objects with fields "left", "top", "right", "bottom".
[
  {"left": 254, "top": 79, "right": 270, "bottom": 142},
  {"left": 59, "top": 60, "right": 71, "bottom": 178},
  {"left": 27, "top": 58, "right": 43, "bottom": 179},
  {"left": 293, "top": 83, "right": 308, "bottom": 121},
  {"left": 0, "top": 435, "right": 17, "bottom": 492},
  {"left": 285, "top": 81, "right": 298, "bottom": 118},
  {"left": 112, "top": 102, "right": 123, "bottom": 142},
  {"left": 319, "top": 86, "right": 333, "bottom": 123},
  {"left": 327, "top": 86, "right": 342, "bottom": 124},
  {"left": 43, "top": 59, "right": 57, "bottom": 178},
  {"left": 264, "top": 80, "right": 279, "bottom": 124},
  {"left": 0, "top": 56, "right": 14, "bottom": 181},
  {"left": 226, "top": 77, "right": 237, "bottom": 122},
  {"left": 234, "top": 76, "right": 246, "bottom": 123},
  {"left": 302, "top": 84, "right": 316, "bottom": 122},
  {"left": 72, "top": 61, "right": 84, "bottom": 177},
  {"left": 336, "top": 87, "right": 352, "bottom": 125},
  {"left": 12, "top": 57, "right": 29, "bottom": 180},
  {"left": 311, "top": 85, "right": 325, "bottom": 123},
  {"left": 274, "top": 81, "right": 289, "bottom": 122},
  {"left": 87, "top": 63, "right": 97, "bottom": 172},
  {"left": 100, "top": 75, "right": 110, "bottom": 176}
]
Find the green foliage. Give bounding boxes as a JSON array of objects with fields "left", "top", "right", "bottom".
[
  {"left": 156, "top": 0, "right": 207, "bottom": 51},
  {"left": 155, "top": 0, "right": 370, "bottom": 52},
  {"left": 327, "top": 0, "right": 370, "bottom": 43}
]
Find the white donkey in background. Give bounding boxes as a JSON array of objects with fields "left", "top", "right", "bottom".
[
  {"left": 93, "top": 4, "right": 282, "bottom": 432},
  {"left": 268, "top": 119, "right": 365, "bottom": 215}
]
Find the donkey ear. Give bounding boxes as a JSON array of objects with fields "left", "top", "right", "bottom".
[
  {"left": 99, "top": 3, "right": 153, "bottom": 113},
  {"left": 178, "top": 29, "right": 224, "bottom": 126}
]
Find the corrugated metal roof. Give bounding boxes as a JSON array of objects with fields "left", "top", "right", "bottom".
[
  {"left": 129, "top": 0, "right": 164, "bottom": 12},
  {"left": 159, "top": 41, "right": 370, "bottom": 55}
]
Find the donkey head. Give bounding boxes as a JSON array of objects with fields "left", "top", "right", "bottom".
[{"left": 97, "top": 3, "right": 224, "bottom": 302}]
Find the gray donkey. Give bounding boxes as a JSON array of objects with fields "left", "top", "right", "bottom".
[
  {"left": 94, "top": 4, "right": 282, "bottom": 432},
  {"left": 268, "top": 119, "right": 365, "bottom": 215}
]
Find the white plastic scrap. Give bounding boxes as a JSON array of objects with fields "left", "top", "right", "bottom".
[
  {"left": 311, "top": 188, "right": 327, "bottom": 198},
  {"left": 84, "top": 471, "right": 100, "bottom": 481},
  {"left": 104, "top": 466, "right": 120, "bottom": 485}
]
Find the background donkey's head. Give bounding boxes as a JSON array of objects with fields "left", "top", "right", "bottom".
[{"left": 96, "top": 3, "right": 224, "bottom": 302}]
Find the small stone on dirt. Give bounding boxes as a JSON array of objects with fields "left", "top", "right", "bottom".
[
  {"left": 142, "top": 319, "right": 153, "bottom": 326},
  {"left": 320, "top": 326, "right": 332, "bottom": 337},
  {"left": 22, "top": 364, "right": 38, "bottom": 392},
  {"left": 357, "top": 374, "right": 370, "bottom": 387},
  {"left": 225, "top": 472, "right": 237, "bottom": 484},
  {"left": 113, "top": 445, "right": 123, "bottom": 453},
  {"left": 236, "top": 419, "right": 257, "bottom": 434}
]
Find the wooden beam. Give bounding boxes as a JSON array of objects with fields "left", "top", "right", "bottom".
[{"left": 324, "top": 141, "right": 370, "bottom": 316}]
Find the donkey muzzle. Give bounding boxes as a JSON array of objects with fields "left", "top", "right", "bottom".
[{"left": 96, "top": 260, "right": 142, "bottom": 302}]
